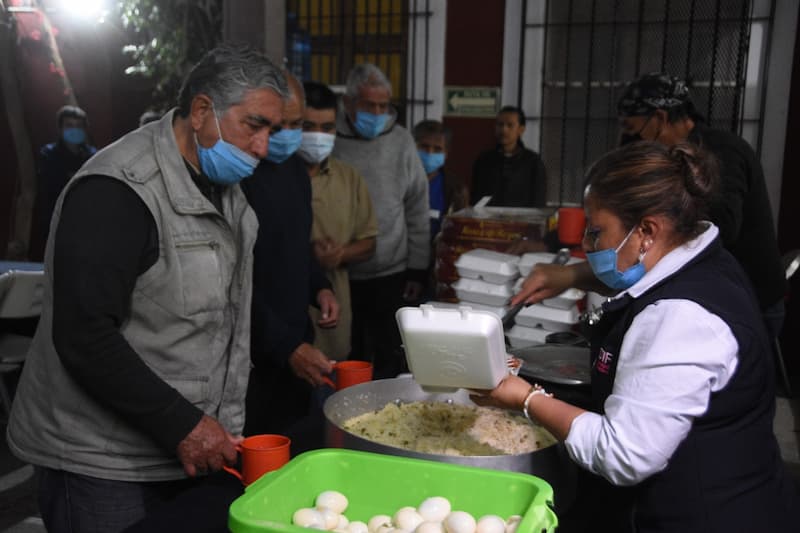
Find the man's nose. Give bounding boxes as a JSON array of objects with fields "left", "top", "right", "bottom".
[{"left": 252, "top": 132, "right": 270, "bottom": 159}]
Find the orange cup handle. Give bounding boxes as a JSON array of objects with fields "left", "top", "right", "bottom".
[
  {"left": 320, "top": 361, "right": 338, "bottom": 389},
  {"left": 222, "top": 464, "right": 243, "bottom": 482},
  {"left": 222, "top": 443, "right": 244, "bottom": 482}
]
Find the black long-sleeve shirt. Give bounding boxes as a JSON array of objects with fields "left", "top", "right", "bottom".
[
  {"left": 470, "top": 143, "right": 548, "bottom": 207},
  {"left": 51, "top": 164, "right": 222, "bottom": 453},
  {"left": 689, "top": 123, "right": 787, "bottom": 310},
  {"left": 240, "top": 155, "right": 331, "bottom": 370}
]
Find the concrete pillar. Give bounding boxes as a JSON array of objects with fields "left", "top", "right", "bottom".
[{"left": 223, "top": 0, "right": 285, "bottom": 67}]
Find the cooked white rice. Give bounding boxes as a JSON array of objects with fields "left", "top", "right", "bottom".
[{"left": 342, "top": 401, "right": 556, "bottom": 456}]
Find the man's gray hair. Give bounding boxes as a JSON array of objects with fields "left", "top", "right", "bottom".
[
  {"left": 177, "top": 43, "right": 289, "bottom": 117},
  {"left": 283, "top": 70, "right": 306, "bottom": 104},
  {"left": 345, "top": 63, "right": 392, "bottom": 100}
]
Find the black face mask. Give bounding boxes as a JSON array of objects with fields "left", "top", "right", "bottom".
[
  {"left": 619, "top": 113, "right": 654, "bottom": 147},
  {"left": 619, "top": 133, "right": 642, "bottom": 146}
]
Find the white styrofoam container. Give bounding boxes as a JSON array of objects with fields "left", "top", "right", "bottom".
[
  {"left": 505, "top": 324, "right": 551, "bottom": 348},
  {"left": 512, "top": 278, "right": 585, "bottom": 311},
  {"left": 423, "top": 300, "right": 511, "bottom": 319},
  {"left": 544, "top": 288, "right": 586, "bottom": 310},
  {"left": 396, "top": 305, "right": 508, "bottom": 392},
  {"left": 517, "top": 252, "right": 585, "bottom": 277},
  {"left": 452, "top": 277, "right": 514, "bottom": 307},
  {"left": 454, "top": 249, "right": 521, "bottom": 284},
  {"left": 515, "top": 303, "right": 580, "bottom": 331}
]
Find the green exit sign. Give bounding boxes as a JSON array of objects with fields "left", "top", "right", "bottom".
[{"left": 444, "top": 86, "right": 500, "bottom": 117}]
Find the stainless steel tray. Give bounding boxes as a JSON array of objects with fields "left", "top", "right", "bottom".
[{"left": 511, "top": 345, "right": 591, "bottom": 386}]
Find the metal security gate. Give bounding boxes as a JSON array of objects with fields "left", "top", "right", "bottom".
[
  {"left": 516, "top": 0, "right": 772, "bottom": 204},
  {"left": 285, "top": 0, "right": 435, "bottom": 126}
]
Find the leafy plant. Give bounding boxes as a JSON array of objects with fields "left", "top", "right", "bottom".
[{"left": 118, "top": 0, "right": 222, "bottom": 110}]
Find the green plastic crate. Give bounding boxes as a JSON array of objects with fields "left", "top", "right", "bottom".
[{"left": 228, "top": 448, "right": 558, "bottom": 533}]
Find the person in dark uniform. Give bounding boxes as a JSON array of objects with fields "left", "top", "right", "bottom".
[
  {"left": 477, "top": 141, "right": 799, "bottom": 532},
  {"left": 32, "top": 105, "right": 97, "bottom": 258},
  {"left": 616, "top": 72, "right": 787, "bottom": 341},
  {"left": 470, "top": 106, "right": 547, "bottom": 207}
]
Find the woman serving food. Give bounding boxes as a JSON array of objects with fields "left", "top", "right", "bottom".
[{"left": 474, "top": 141, "right": 799, "bottom": 532}]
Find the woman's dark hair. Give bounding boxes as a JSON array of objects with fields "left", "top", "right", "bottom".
[
  {"left": 498, "top": 105, "right": 526, "bottom": 126},
  {"left": 304, "top": 81, "right": 338, "bottom": 111},
  {"left": 584, "top": 141, "right": 718, "bottom": 240}
]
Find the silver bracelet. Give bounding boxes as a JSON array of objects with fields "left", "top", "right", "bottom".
[{"left": 522, "top": 384, "right": 552, "bottom": 422}]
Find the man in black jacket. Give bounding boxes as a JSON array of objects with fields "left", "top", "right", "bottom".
[
  {"left": 470, "top": 105, "right": 548, "bottom": 207},
  {"left": 241, "top": 73, "right": 339, "bottom": 440},
  {"left": 617, "top": 72, "right": 787, "bottom": 339}
]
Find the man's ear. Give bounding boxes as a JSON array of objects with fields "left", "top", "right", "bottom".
[
  {"left": 190, "top": 94, "right": 214, "bottom": 131},
  {"left": 653, "top": 109, "right": 669, "bottom": 128}
]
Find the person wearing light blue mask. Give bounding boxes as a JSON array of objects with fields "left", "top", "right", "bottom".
[
  {"left": 266, "top": 127, "right": 303, "bottom": 163},
  {"left": 264, "top": 72, "right": 306, "bottom": 164},
  {"left": 584, "top": 224, "right": 647, "bottom": 290},
  {"left": 11, "top": 44, "right": 295, "bottom": 531},
  {"left": 239, "top": 73, "right": 342, "bottom": 438},
  {"left": 412, "top": 119, "right": 468, "bottom": 300},
  {"left": 480, "top": 141, "right": 800, "bottom": 533},
  {"left": 332, "top": 63, "right": 431, "bottom": 380},
  {"left": 33, "top": 105, "right": 97, "bottom": 254},
  {"left": 196, "top": 105, "right": 261, "bottom": 185},
  {"left": 342, "top": 65, "right": 393, "bottom": 140}
]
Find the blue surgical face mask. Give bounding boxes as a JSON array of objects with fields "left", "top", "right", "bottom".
[
  {"left": 298, "top": 132, "right": 335, "bottom": 164},
  {"left": 266, "top": 127, "right": 303, "bottom": 163},
  {"left": 62, "top": 127, "right": 86, "bottom": 145},
  {"left": 354, "top": 111, "right": 388, "bottom": 139},
  {"left": 196, "top": 110, "right": 259, "bottom": 185},
  {"left": 586, "top": 225, "right": 647, "bottom": 290},
  {"left": 418, "top": 151, "right": 445, "bottom": 174}
]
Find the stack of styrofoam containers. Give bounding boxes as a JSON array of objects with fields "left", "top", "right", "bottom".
[
  {"left": 433, "top": 207, "right": 551, "bottom": 302},
  {"left": 506, "top": 252, "right": 586, "bottom": 348},
  {"left": 451, "top": 249, "right": 520, "bottom": 320}
]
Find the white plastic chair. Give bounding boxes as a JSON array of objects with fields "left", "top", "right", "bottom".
[{"left": 0, "top": 269, "right": 45, "bottom": 416}]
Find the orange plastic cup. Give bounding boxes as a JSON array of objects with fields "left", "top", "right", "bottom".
[
  {"left": 557, "top": 207, "right": 586, "bottom": 246},
  {"left": 322, "top": 360, "right": 373, "bottom": 390},
  {"left": 223, "top": 434, "right": 290, "bottom": 485}
]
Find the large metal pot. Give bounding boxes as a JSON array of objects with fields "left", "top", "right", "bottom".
[{"left": 323, "top": 375, "right": 577, "bottom": 513}]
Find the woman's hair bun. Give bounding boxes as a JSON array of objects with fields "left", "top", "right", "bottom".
[{"left": 669, "top": 143, "right": 718, "bottom": 200}]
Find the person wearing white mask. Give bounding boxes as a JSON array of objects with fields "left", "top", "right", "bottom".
[{"left": 300, "top": 81, "right": 377, "bottom": 361}]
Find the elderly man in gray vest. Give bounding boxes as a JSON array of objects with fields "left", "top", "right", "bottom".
[{"left": 6, "top": 44, "right": 287, "bottom": 531}]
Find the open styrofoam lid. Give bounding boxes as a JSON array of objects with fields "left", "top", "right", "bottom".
[{"left": 396, "top": 305, "right": 509, "bottom": 392}]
